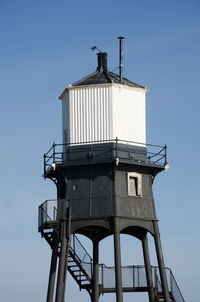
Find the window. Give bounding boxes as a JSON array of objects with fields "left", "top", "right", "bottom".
[{"left": 127, "top": 172, "right": 142, "bottom": 197}]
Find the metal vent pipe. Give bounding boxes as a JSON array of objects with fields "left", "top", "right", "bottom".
[{"left": 118, "top": 36, "right": 124, "bottom": 82}]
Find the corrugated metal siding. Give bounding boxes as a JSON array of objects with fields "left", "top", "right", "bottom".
[
  {"left": 69, "top": 86, "right": 112, "bottom": 143},
  {"left": 62, "top": 93, "right": 69, "bottom": 143}
]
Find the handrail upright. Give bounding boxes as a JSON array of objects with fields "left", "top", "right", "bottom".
[
  {"left": 53, "top": 142, "right": 55, "bottom": 163},
  {"left": 133, "top": 266, "right": 135, "bottom": 287},
  {"left": 116, "top": 137, "right": 118, "bottom": 159},
  {"left": 170, "top": 268, "right": 173, "bottom": 296},
  {"left": 164, "top": 144, "right": 167, "bottom": 165},
  {"left": 154, "top": 267, "right": 158, "bottom": 291},
  {"left": 43, "top": 154, "right": 46, "bottom": 175}
]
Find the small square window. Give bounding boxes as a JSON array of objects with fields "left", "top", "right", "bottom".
[{"left": 127, "top": 172, "right": 142, "bottom": 197}]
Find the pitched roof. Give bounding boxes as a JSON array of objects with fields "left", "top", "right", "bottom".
[
  {"left": 59, "top": 52, "right": 146, "bottom": 99},
  {"left": 72, "top": 70, "right": 144, "bottom": 88}
]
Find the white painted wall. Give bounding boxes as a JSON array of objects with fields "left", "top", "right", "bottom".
[
  {"left": 111, "top": 85, "right": 146, "bottom": 144},
  {"left": 61, "top": 84, "right": 146, "bottom": 145}
]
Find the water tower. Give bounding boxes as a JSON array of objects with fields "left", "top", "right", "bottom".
[{"left": 38, "top": 38, "right": 185, "bottom": 302}]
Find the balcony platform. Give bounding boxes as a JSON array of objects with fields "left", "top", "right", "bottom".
[{"left": 43, "top": 139, "right": 167, "bottom": 178}]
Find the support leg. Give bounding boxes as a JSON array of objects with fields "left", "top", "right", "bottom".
[
  {"left": 142, "top": 234, "right": 155, "bottom": 302},
  {"left": 92, "top": 239, "right": 99, "bottom": 302},
  {"left": 153, "top": 220, "right": 170, "bottom": 302},
  {"left": 55, "top": 220, "right": 67, "bottom": 302},
  {"left": 61, "top": 207, "right": 72, "bottom": 302},
  {"left": 113, "top": 218, "right": 123, "bottom": 302},
  {"left": 46, "top": 233, "right": 59, "bottom": 302}
]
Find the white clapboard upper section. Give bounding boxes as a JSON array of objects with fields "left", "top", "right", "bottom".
[{"left": 61, "top": 83, "right": 147, "bottom": 145}]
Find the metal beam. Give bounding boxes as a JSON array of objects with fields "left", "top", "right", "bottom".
[
  {"left": 142, "top": 234, "right": 155, "bottom": 302},
  {"left": 92, "top": 239, "right": 99, "bottom": 302},
  {"left": 61, "top": 207, "right": 72, "bottom": 302},
  {"left": 113, "top": 218, "right": 123, "bottom": 302},
  {"left": 55, "top": 219, "right": 67, "bottom": 302},
  {"left": 153, "top": 221, "right": 170, "bottom": 302},
  {"left": 46, "top": 233, "right": 59, "bottom": 302}
]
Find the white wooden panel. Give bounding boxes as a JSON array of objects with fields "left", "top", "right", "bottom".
[{"left": 112, "top": 85, "right": 146, "bottom": 144}]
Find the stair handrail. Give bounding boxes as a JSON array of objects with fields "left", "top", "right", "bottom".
[
  {"left": 70, "top": 234, "right": 92, "bottom": 262},
  {"left": 168, "top": 268, "right": 186, "bottom": 302},
  {"left": 70, "top": 234, "right": 93, "bottom": 278}
]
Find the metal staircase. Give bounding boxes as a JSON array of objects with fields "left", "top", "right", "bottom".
[
  {"left": 68, "top": 234, "right": 185, "bottom": 302},
  {"left": 38, "top": 201, "right": 185, "bottom": 302},
  {"left": 67, "top": 235, "right": 92, "bottom": 294}
]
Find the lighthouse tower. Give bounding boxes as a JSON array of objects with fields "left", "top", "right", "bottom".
[{"left": 38, "top": 39, "right": 185, "bottom": 302}]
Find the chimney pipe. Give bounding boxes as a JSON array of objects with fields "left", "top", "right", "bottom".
[
  {"left": 97, "top": 52, "right": 108, "bottom": 73},
  {"left": 118, "top": 36, "right": 124, "bottom": 82}
]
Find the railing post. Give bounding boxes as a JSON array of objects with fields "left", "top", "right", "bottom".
[
  {"left": 164, "top": 144, "right": 167, "bottom": 165},
  {"left": 73, "top": 234, "right": 75, "bottom": 253},
  {"left": 154, "top": 267, "right": 157, "bottom": 291},
  {"left": 53, "top": 206, "right": 56, "bottom": 221},
  {"left": 116, "top": 137, "right": 118, "bottom": 159},
  {"left": 43, "top": 154, "right": 46, "bottom": 175},
  {"left": 91, "top": 258, "right": 93, "bottom": 279},
  {"left": 45, "top": 201, "right": 47, "bottom": 223},
  {"left": 102, "top": 266, "right": 103, "bottom": 288},
  {"left": 170, "top": 269, "right": 173, "bottom": 295},
  {"left": 53, "top": 142, "right": 56, "bottom": 164}
]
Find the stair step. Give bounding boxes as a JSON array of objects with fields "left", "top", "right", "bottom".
[
  {"left": 70, "top": 271, "right": 84, "bottom": 276},
  {"left": 70, "top": 269, "right": 81, "bottom": 272}
]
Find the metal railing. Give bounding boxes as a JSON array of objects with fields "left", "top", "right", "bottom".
[
  {"left": 98, "top": 264, "right": 147, "bottom": 288},
  {"left": 98, "top": 265, "right": 185, "bottom": 301},
  {"left": 38, "top": 199, "right": 58, "bottom": 229},
  {"left": 70, "top": 234, "right": 93, "bottom": 280},
  {"left": 43, "top": 138, "right": 167, "bottom": 174}
]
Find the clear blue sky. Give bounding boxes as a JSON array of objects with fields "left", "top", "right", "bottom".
[{"left": 0, "top": 1, "right": 199, "bottom": 301}]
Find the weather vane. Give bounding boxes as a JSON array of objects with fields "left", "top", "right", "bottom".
[{"left": 90, "top": 45, "right": 102, "bottom": 53}]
